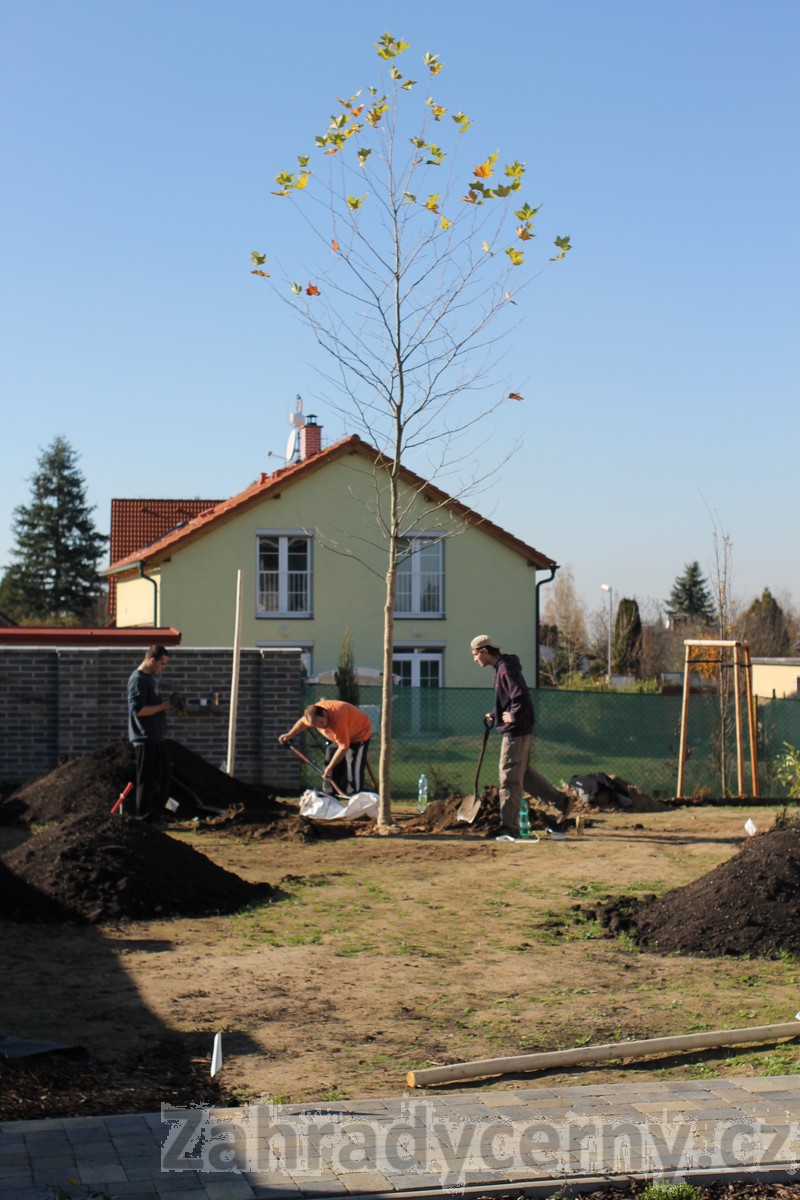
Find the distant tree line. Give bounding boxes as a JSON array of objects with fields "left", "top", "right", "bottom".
[{"left": 539, "top": 561, "right": 798, "bottom": 688}]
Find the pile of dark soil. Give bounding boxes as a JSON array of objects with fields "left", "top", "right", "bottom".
[
  {"left": 399, "top": 788, "right": 500, "bottom": 835},
  {"left": 589, "top": 824, "right": 800, "bottom": 957},
  {"left": 2, "top": 811, "right": 275, "bottom": 923},
  {"left": 399, "top": 787, "right": 571, "bottom": 836},
  {"left": 196, "top": 803, "right": 358, "bottom": 842},
  {"left": 0, "top": 738, "right": 290, "bottom": 827},
  {"left": 0, "top": 1035, "right": 226, "bottom": 1121}
]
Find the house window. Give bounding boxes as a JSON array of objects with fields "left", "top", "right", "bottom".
[
  {"left": 393, "top": 646, "right": 444, "bottom": 736},
  {"left": 395, "top": 536, "right": 443, "bottom": 617},
  {"left": 393, "top": 647, "right": 443, "bottom": 688},
  {"left": 257, "top": 534, "right": 312, "bottom": 617}
]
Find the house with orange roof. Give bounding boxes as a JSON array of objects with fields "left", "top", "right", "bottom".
[
  {"left": 103, "top": 416, "right": 558, "bottom": 688},
  {"left": 107, "top": 496, "right": 221, "bottom": 617}
]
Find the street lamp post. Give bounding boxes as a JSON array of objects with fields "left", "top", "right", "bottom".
[{"left": 601, "top": 584, "right": 613, "bottom": 687}]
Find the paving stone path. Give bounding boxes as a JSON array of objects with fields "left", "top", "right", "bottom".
[{"left": 1, "top": 1075, "right": 799, "bottom": 1199}]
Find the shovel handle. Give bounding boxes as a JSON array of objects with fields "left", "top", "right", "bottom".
[
  {"left": 281, "top": 740, "right": 350, "bottom": 800},
  {"left": 474, "top": 721, "right": 493, "bottom": 797}
]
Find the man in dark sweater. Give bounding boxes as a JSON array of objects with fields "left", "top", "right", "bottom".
[
  {"left": 471, "top": 634, "right": 569, "bottom": 838},
  {"left": 127, "top": 645, "right": 175, "bottom": 823}
]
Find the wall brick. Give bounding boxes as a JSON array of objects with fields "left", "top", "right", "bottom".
[{"left": 0, "top": 646, "right": 304, "bottom": 790}]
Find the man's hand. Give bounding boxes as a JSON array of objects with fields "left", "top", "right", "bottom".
[{"left": 278, "top": 732, "right": 293, "bottom": 744}]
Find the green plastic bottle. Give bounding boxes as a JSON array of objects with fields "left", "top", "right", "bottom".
[{"left": 518, "top": 795, "right": 531, "bottom": 839}]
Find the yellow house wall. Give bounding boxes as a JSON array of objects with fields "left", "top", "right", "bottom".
[
  {"left": 115, "top": 454, "right": 541, "bottom": 688},
  {"left": 116, "top": 573, "right": 161, "bottom": 627},
  {"left": 751, "top": 661, "right": 800, "bottom": 700}
]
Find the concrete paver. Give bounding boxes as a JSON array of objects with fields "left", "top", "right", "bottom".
[{"left": 1, "top": 1075, "right": 798, "bottom": 1198}]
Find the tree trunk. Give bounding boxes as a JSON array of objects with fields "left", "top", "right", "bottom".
[
  {"left": 377, "top": 464, "right": 401, "bottom": 829},
  {"left": 378, "top": 564, "right": 397, "bottom": 828}
]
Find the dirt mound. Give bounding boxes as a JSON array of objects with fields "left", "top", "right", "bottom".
[
  {"left": 2, "top": 811, "right": 275, "bottom": 923},
  {"left": 1, "top": 741, "right": 136, "bottom": 825},
  {"left": 195, "top": 804, "right": 359, "bottom": 842},
  {"left": 592, "top": 824, "right": 800, "bottom": 957},
  {"left": 400, "top": 787, "right": 574, "bottom": 836},
  {"left": 400, "top": 788, "right": 500, "bottom": 835},
  {"left": 0, "top": 738, "right": 293, "bottom": 827}
]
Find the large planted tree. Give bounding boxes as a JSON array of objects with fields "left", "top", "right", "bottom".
[
  {"left": 0, "top": 436, "right": 107, "bottom": 624},
  {"left": 252, "top": 33, "right": 569, "bottom": 826}
]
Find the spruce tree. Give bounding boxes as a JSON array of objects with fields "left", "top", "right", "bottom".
[
  {"left": 667, "top": 561, "right": 715, "bottom": 625},
  {"left": 0, "top": 436, "right": 107, "bottom": 624}
]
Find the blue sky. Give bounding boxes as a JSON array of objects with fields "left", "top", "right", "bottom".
[{"left": 1, "top": 0, "right": 797, "bottom": 621}]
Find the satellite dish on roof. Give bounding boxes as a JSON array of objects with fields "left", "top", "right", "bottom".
[{"left": 285, "top": 428, "right": 298, "bottom": 462}]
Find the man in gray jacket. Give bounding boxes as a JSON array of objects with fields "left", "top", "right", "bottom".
[
  {"left": 127, "top": 645, "right": 175, "bottom": 823},
  {"left": 471, "top": 634, "right": 571, "bottom": 838}
]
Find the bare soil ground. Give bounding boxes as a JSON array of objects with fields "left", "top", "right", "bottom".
[{"left": 1, "top": 744, "right": 799, "bottom": 1126}]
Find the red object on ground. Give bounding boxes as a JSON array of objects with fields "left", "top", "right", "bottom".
[{"left": 110, "top": 781, "right": 134, "bottom": 815}]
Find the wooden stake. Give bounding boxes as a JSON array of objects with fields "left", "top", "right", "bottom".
[
  {"left": 226, "top": 569, "right": 243, "bottom": 775},
  {"left": 677, "top": 641, "right": 691, "bottom": 798},
  {"left": 744, "top": 643, "right": 759, "bottom": 797},
  {"left": 733, "top": 641, "right": 744, "bottom": 795},
  {"left": 406, "top": 1020, "right": 800, "bottom": 1089}
]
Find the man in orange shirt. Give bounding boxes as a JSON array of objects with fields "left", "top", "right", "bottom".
[{"left": 279, "top": 699, "right": 372, "bottom": 795}]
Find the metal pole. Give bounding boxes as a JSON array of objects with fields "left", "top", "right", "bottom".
[
  {"left": 601, "top": 584, "right": 613, "bottom": 686},
  {"left": 534, "top": 566, "right": 558, "bottom": 689}
]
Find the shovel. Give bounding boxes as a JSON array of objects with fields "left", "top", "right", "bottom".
[
  {"left": 282, "top": 741, "right": 350, "bottom": 800},
  {"left": 456, "top": 718, "right": 493, "bottom": 823}
]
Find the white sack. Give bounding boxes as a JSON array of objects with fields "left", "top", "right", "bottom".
[{"left": 299, "top": 789, "right": 379, "bottom": 821}]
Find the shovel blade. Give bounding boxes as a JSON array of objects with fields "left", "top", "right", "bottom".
[{"left": 456, "top": 793, "right": 482, "bottom": 823}]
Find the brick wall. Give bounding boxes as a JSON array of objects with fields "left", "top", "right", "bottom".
[{"left": 0, "top": 647, "right": 303, "bottom": 790}]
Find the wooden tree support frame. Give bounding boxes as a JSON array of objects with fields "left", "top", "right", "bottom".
[{"left": 677, "top": 639, "right": 759, "bottom": 798}]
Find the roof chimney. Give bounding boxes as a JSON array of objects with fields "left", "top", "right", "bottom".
[{"left": 299, "top": 414, "right": 322, "bottom": 460}]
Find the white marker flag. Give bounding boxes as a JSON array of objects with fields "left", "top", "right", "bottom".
[{"left": 211, "top": 1032, "right": 223, "bottom": 1077}]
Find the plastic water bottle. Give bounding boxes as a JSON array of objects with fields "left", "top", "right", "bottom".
[
  {"left": 417, "top": 773, "right": 429, "bottom": 813},
  {"left": 518, "top": 796, "right": 531, "bottom": 839}
]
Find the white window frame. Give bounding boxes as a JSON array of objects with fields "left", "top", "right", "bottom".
[
  {"left": 394, "top": 534, "right": 444, "bottom": 618},
  {"left": 393, "top": 645, "right": 444, "bottom": 687},
  {"left": 256, "top": 531, "right": 313, "bottom": 618}
]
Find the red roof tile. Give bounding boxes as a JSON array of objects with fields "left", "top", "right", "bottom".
[
  {"left": 104, "top": 436, "right": 555, "bottom": 576},
  {"left": 107, "top": 498, "right": 221, "bottom": 614}
]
